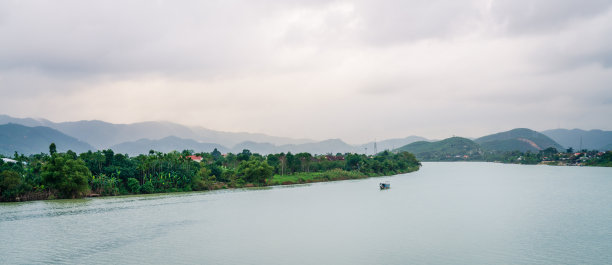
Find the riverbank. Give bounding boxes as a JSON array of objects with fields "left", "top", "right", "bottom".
[
  {"left": 5, "top": 166, "right": 421, "bottom": 202},
  {"left": 1, "top": 147, "right": 422, "bottom": 202},
  {"left": 415, "top": 150, "right": 612, "bottom": 167}
]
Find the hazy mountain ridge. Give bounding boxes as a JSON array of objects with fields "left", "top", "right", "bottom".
[
  {"left": 110, "top": 136, "right": 230, "bottom": 156},
  {"left": 107, "top": 136, "right": 429, "bottom": 156},
  {"left": 0, "top": 115, "right": 314, "bottom": 148},
  {"left": 111, "top": 138, "right": 358, "bottom": 156},
  {"left": 0, "top": 115, "right": 429, "bottom": 155},
  {"left": 0, "top": 123, "right": 94, "bottom": 155},
  {"left": 4, "top": 115, "right": 610, "bottom": 156},
  {"left": 358, "top": 136, "right": 429, "bottom": 153},
  {"left": 541, "top": 129, "right": 612, "bottom": 151}
]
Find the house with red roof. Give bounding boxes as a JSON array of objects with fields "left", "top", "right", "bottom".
[{"left": 186, "top": 155, "right": 203, "bottom": 162}]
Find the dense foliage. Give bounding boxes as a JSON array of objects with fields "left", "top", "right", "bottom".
[
  {"left": 0, "top": 145, "right": 421, "bottom": 202},
  {"left": 584, "top": 151, "right": 612, "bottom": 167},
  {"left": 404, "top": 143, "right": 612, "bottom": 167},
  {"left": 41, "top": 152, "right": 91, "bottom": 199}
]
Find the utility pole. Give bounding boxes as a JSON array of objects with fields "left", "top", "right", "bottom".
[{"left": 374, "top": 139, "right": 378, "bottom": 155}]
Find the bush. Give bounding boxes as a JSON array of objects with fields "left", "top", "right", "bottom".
[
  {"left": 141, "top": 181, "right": 154, "bottom": 194},
  {"left": 41, "top": 154, "right": 91, "bottom": 199},
  {"left": 127, "top": 178, "right": 141, "bottom": 194},
  {"left": 0, "top": 170, "right": 24, "bottom": 201}
]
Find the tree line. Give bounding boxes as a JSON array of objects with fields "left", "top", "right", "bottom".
[
  {"left": 421, "top": 146, "right": 612, "bottom": 166},
  {"left": 0, "top": 143, "right": 420, "bottom": 202}
]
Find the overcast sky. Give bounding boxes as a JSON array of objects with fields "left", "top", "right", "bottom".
[{"left": 1, "top": 0, "right": 611, "bottom": 144}]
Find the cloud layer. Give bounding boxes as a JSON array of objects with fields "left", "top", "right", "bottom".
[{"left": 1, "top": 0, "right": 611, "bottom": 143}]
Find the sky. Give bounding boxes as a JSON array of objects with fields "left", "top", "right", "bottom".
[{"left": 1, "top": 0, "right": 611, "bottom": 144}]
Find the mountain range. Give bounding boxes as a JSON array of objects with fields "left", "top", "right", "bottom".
[
  {"left": 0, "top": 115, "right": 313, "bottom": 148},
  {"left": 0, "top": 123, "right": 94, "bottom": 155},
  {"left": 541, "top": 129, "right": 612, "bottom": 151},
  {"left": 0, "top": 115, "right": 425, "bottom": 156},
  {"left": 397, "top": 128, "right": 566, "bottom": 161},
  {"left": 1, "top": 114, "right": 611, "bottom": 156}
]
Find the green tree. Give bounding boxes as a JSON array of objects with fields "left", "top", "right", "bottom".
[
  {"left": 206, "top": 164, "right": 223, "bottom": 181},
  {"left": 345, "top": 153, "right": 363, "bottom": 171},
  {"left": 224, "top": 153, "right": 238, "bottom": 169},
  {"left": 238, "top": 160, "right": 274, "bottom": 185},
  {"left": 49, "top": 143, "right": 57, "bottom": 156},
  {"left": 0, "top": 170, "right": 23, "bottom": 201},
  {"left": 191, "top": 168, "right": 208, "bottom": 191},
  {"left": 295, "top": 153, "right": 313, "bottom": 172},
  {"left": 237, "top": 149, "right": 252, "bottom": 162},
  {"left": 141, "top": 181, "right": 154, "bottom": 194},
  {"left": 41, "top": 154, "right": 91, "bottom": 199},
  {"left": 127, "top": 178, "right": 141, "bottom": 194},
  {"left": 211, "top": 148, "right": 222, "bottom": 159},
  {"left": 285, "top": 152, "right": 297, "bottom": 174}
]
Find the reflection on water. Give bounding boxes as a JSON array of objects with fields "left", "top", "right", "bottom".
[{"left": 1, "top": 162, "right": 612, "bottom": 265}]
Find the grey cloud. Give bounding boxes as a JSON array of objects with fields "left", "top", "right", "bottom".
[
  {"left": 490, "top": 0, "right": 612, "bottom": 34},
  {"left": 354, "top": 0, "right": 484, "bottom": 44},
  {"left": 1, "top": 0, "right": 612, "bottom": 141},
  {"left": 0, "top": 1, "right": 288, "bottom": 77},
  {"left": 525, "top": 8, "right": 612, "bottom": 71},
  {"left": 3, "top": 0, "right": 610, "bottom": 79},
  {"left": 350, "top": 0, "right": 612, "bottom": 45}
]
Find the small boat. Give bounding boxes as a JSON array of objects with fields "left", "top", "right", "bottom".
[{"left": 379, "top": 182, "right": 390, "bottom": 190}]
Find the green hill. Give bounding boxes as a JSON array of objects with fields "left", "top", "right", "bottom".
[
  {"left": 396, "top": 137, "right": 481, "bottom": 161},
  {"left": 475, "top": 128, "right": 563, "bottom": 152},
  {"left": 0, "top": 123, "right": 94, "bottom": 155},
  {"left": 395, "top": 128, "right": 566, "bottom": 161}
]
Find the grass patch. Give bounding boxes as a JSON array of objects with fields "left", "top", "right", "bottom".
[{"left": 269, "top": 167, "right": 419, "bottom": 186}]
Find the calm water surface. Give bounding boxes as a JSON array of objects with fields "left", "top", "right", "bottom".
[{"left": 1, "top": 162, "right": 612, "bottom": 264}]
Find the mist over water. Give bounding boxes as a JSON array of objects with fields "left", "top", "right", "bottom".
[{"left": 2, "top": 162, "right": 612, "bottom": 265}]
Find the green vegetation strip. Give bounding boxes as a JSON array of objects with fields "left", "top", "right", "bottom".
[{"left": 1, "top": 144, "right": 420, "bottom": 202}]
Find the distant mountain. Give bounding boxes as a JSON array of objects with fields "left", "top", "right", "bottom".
[
  {"left": 110, "top": 136, "right": 229, "bottom": 156},
  {"left": 1, "top": 115, "right": 434, "bottom": 155},
  {"left": 0, "top": 115, "right": 53, "bottom": 127},
  {"left": 109, "top": 137, "right": 360, "bottom": 156},
  {"left": 601, "top": 143, "right": 612, "bottom": 151},
  {"left": 281, "top": 139, "right": 359, "bottom": 155},
  {"left": 541, "top": 129, "right": 612, "bottom": 151},
  {"left": 231, "top": 141, "right": 279, "bottom": 154},
  {"left": 0, "top": 123, "right": 94, "bottom": 155},
  {"left": 232, "top": 139, "right": 359, "bottom": 155},
  {"left": 475, "top": 128, "right": 563, "bottom": 152},
  {"left": 359, "top": 136, "right": 429, "bottom": 154},
  {"left": 232, "top": 137, "right": 428, "bottom": 155},
  {"left": 0, "top": 114, "right": 313, "bottom": 149},
  {"left": 396, "top": 137, "right": 480, "bottom": 161}
]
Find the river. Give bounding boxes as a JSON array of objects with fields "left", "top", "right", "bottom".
[{"left": 1, "top": 162, "right": 611, "bottom": 264}]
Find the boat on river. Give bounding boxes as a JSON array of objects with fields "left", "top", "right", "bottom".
[{"left": 379, "top": 182, "right": 390, "bottom": 190}]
